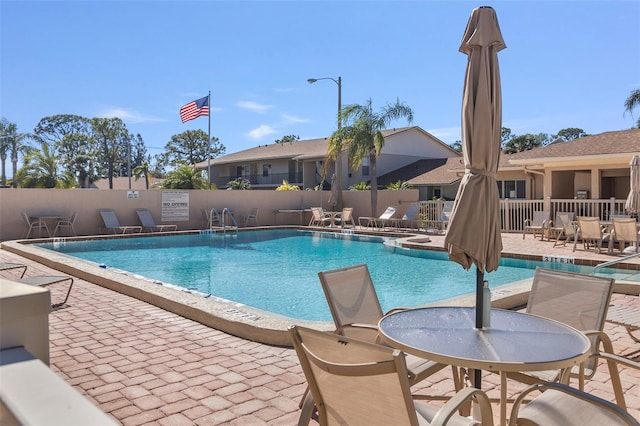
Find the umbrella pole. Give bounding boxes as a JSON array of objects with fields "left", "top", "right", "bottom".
[{"left": 474, "top": 267, "right": 484, "bottom": 388}]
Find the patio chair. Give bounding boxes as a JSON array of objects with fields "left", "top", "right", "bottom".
[
  {"left": 334, "top": 207, "right": 355, "bottom": 229},
  {"left": 244, "top": 208, "right": 259, "bottom": 227},
  {"left": 22, "top": 213, "right": 50, "bottom": 239},
  {"left": 611, "top": 217, "right": 639, "bottom": 253},
  {"left": 308, "top": 207, "right": 331, "bottom": 227},
  {"left": 98, "top": 209, "right": 142, "bottom": 234},
  {"left": 574, "top": 216, "right": 610, "bottom": 253},
  {"left": 522, "top": 210, "right": 550, "bottom": 240},
  {"left": 0, "top": 262, "right": 27, "bottom": 279},
  {"left": 358, "top": 206, "right": 397, "bottom": 229},
  {"left": 300, "top": 263, "right": 461, "bottom": 421},
  {"left": 607, "top": 304, "right": 640, "bottom": 344},
  {"left": 551, "top": 212, "right": 576, "bottom": 247},
  {"left": 509, "top": 382, "right": 640, "bottom": 426},
  {"left": 1, "top": 264, "right": 73, "bottom": 308},
  {"left": 53, "top": 212, "right": 77, "bottom": 237},
  {"left": 136, "top": 209, "right": 177, "bottom": 233},
  {"left": 289, "top": 325, "right": 493, "bottom": 426},
  {"left": 498, "top": 268, "right": 619, "bottom": 401}
]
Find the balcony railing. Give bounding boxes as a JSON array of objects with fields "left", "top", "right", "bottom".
[
  {"left": 420, "top": 198, "right": 629, "bottom": 233},
  {"left": 213, "top": 172, "right": 304, "bottom": 188}
]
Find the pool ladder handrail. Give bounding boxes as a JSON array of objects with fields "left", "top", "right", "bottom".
[
  {"left": 591, "top": 250, "right": 640, "bottom": 275},
  {"left": 221, "top": 208, "right": 239, "bottom": 234},
  {"left": 209, "top": 208, "right": 222, "bottom": 230}
]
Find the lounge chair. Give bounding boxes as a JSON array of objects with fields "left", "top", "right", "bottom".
[
  {"left": 244, "top": 208, "right": 259, "bottom": 227},
  {"left": 510, "top": 382, "right": 640, "bottom": 426},
  {"left": 289, "top": 325, "right": 493, "bottom": 426},
  {"left": 308, "top": 207, "right": 331, "bottom": 227},
  {"left": 301, "top": 264, "right": 459, "bottom": 420},
  {"left": 358, "top": 206, "right": 396, "bottom": 229},
  {"left": 496, "top": 267, "right": 619, "bottom": 402},
  {"left": 99, "top": 209, "right": 142, "bottom": 234},
  {"left": 53, "top": 212, "right": 77, "bottom": 237},
  {"left": 22, "top": 213, "right": 50, "bottom": 239},
  {"left": 0, "top": 263, "right": 73, "bottom": 308},
  {"left": 334, "top": 207, "right": 355, "bottom": 229},
  {"left": 607, "top": 304, "right": 640, "bottom": 343},
  {"left": 522, "top": 210, "right": 550, "bottom": 240},
  {"left": 574, "top": 216, "right": 610, "bottom": 253},
  {"left": 551, "top": 212, "right": 576, "bottom": 247},
  {"left": 136, "top": 209, "right": 177, "bottom": 233},
  {"left": 394, "top": 203, "right": 421, "bottom": 230},
  {"left": 611, "top": 217, "right": 639, "bottom": 253}
]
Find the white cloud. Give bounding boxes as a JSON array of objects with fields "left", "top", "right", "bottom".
[
  {"left": 236, "top": 101, "right": 272, "bottom": 113},
  {"left": 247, "top": 125, "right": 277, "bottom": 140},
  {"left": 282, "top": 114, "right": 309, "bottom": 124},
  {"left": 97, "top": 108, "right": 166, "bottom": 124}
]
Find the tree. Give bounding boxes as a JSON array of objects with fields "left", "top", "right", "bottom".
[
  {"left": 329, "top": 98, "right": 413, "bottom": 216},
  {"left": 34, "top": 115, "right": 96, "bottom": 187},
  {"left": 133, "top": 161, "right": 152, "bottom": 189},
  {"left": 274, "top": 134, "right": 300, "bottom": 144},
  {"left": 90, "top": 117, "right": 130, "bottom": 189},
  {"left": 553, "top": 128, "right": 589, "bottom": 141},
  {"left": 449, "top": 140, "right": 462, "bottom": 152},
  {"left": 161, "top": 130, "right": 225, "bottom": 168},
  {"left": 503, "top": 132, "right": 551, "bottom": 154},
  {"left": 0, "top": 118, "right": 30, "bottom": 187},
  {"left": 14, "top": 141, "right": 75, "bottom": 188},
  {"left": 160, "top": 163, "right": 208, "bottom": 189},
  {"left": 624, "top": 88, "right": 640, "bottom": 128}
]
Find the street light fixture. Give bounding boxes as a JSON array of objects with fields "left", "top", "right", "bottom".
[{"left": 308, "top": 76, "right": 343, "bottom": 210}]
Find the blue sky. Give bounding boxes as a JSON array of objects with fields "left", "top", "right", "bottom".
[{"left": 2, "top": 0, "right": 639, "bottom": 162}]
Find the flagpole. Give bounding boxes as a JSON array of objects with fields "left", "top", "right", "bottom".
[{"left": 207, "top": 90, "right": 211, "bottom": 189}]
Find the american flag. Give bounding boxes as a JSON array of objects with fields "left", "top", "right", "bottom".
[{"left": 180, "top": 96, "right": 209, "bottom": 123}]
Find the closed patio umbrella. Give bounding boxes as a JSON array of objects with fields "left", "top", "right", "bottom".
[
  {"left": 444, "top": 5, "right": 505, "bottom": 386},
  {"left": 625, "top": 155, "right": 640, "bottom": 216}
]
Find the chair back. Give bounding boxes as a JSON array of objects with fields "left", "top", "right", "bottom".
[
  {"left": 310, "top": 207, "right": 323, "bottom": 221},
  {"left": 67, "top": 212, "right": 78, "bottom": 224},
  {"left": 440, "top": 201, "right": 454, "bottom": 221},
  {"left": 532, "top": 210, "right": 550, "bottom": 225},
  {"left": 136, "top": 209, "right": 156, "bottom": 227},
  {"left": 612, "top": 217, "right": 638, "bottom": 244},
  {"left": 379, "top": 206, "right": 396, "bottom": 220},
  {"left": 577, "top": 216, "right": 603, "bottom": 240},
  {"left": 402, "top": 203, "right": 420, "bottom": 220},
  {"left": 527, "top": 267, "right": 614, "bottom": 371},
  {"left": 341, "top": 207, "right": 353, "bottom": 222},
  {"left": 99, "top": 210, "right": 121, "bottom": 228},
  {"left": 556, "top": 212, "right": 576, "bottom": 235},
  {"left": 318, "top": 264, "right": 383, "bottom": 342},
  {"left": 288, "top": 325, "right": 419, "bottom": 426}
]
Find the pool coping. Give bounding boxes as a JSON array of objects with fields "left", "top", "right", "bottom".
[{"left": 3, "top": 229, "right": 639, "bottom": 346}]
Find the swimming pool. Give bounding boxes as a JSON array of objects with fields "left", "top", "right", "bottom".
[{"left": 36, "top": 229, "right": 598, "bottom": 322}]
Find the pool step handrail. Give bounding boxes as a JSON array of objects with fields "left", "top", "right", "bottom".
[
  {"left": 221, "top": 208, "right": 239, "bottom": 234},
  {"left": 591, "top": 251, "right": 640, "bottom": 275},
  {"left": 209, "top": 208, "right": 222, "bottom": 230}
]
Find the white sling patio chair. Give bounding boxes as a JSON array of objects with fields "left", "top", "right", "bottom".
[
  {"left": 99, "top": 210, "right": 142, "bottom": 234},
  {"left": 358, "top": 206, "right": 397, "bottom": 229},
  {"left": 136, "top": 209, "right": 177, "bottom": 233},
  {"left": 522, "top": 210, "right": 550, "bottom": 240}
]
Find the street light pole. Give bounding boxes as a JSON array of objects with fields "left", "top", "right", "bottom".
[{"left": 307, "top": 76, "right": 343, "bottom": 211}]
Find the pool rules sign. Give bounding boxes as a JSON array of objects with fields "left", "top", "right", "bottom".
[{"left": 161, "top": 191, "right": 189, "bottom": 222}]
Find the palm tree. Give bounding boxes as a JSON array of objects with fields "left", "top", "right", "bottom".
[
  {"left": 160, "top": 163, "right": 208, "bottom": 189},
  {"left": 14, "top": 142, "right": 75, "bottom": 188},
  {"left": 133, "top": 161, "right": 152, "bottom": 189},
  {"left": 0, "top": 118, "right": 29, "bottom": 187},
  {"left": 624, "top": 88, "right": 640, "bottom": 128},
  {"left": 328, "top": 98, "right": 413, "bottom": 216}
]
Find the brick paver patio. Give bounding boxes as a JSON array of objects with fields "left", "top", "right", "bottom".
[{"left": 1, "top": 231, "right": 639, "bottom": 425}]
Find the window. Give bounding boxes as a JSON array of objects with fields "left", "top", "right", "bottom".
[
  {"left": 362, "top": 157, "right": 370, "bottom": 177},
  {"left": 497, "top": 180, "right": 525, "bottom": 199},
  {"left": 263, "top": 164, "right": 269, "bottom": 177}
]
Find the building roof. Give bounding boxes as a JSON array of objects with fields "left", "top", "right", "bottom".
[
  {"left": 378, "top": 157, "right": 463, "bottom": 186},
  {"left": 194, "top": 126, "right": 454, "bottom": 168}
]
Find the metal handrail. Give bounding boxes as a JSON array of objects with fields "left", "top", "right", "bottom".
[
  {"left": 221, "top": 208, "right": 238, "bottom": 234},
  {"left": 591, "top": 250, "right": 640, "bottom": 275}
]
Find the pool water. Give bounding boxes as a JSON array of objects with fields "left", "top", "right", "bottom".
[{"left": 39, "top": 230, "right": 596, "bottom": 321}]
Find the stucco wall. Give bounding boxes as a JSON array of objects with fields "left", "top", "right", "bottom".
[{"left": 0, "top": 188, "right": 419, "bottom": 241}]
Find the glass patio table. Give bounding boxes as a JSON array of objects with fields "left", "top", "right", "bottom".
[{"left": 378, "top": 306, "right": 591, "bottom": 426}]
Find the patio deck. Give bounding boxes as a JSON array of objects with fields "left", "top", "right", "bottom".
[{"left": 1, "top": 232, "right": 639, "bottom": 425}]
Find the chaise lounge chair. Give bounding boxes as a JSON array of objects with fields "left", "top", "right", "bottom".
[
  {"left": 99, "top": 209, "right": 142, "bottom": 234},
  {"left": 358, "top": 206, "right": 396, "bottom": 229},
  {"left": 394, "top": 203, "right": 421, "bottom": 231},
  {"left": 136, "top": 209, "right": 178, "bottom": 233},
  {"left": 289, "top": 325, "right": 494, "bottom": 426},
  {"left": 0, "top": 263, "right": 73, "bottom": 309}
]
